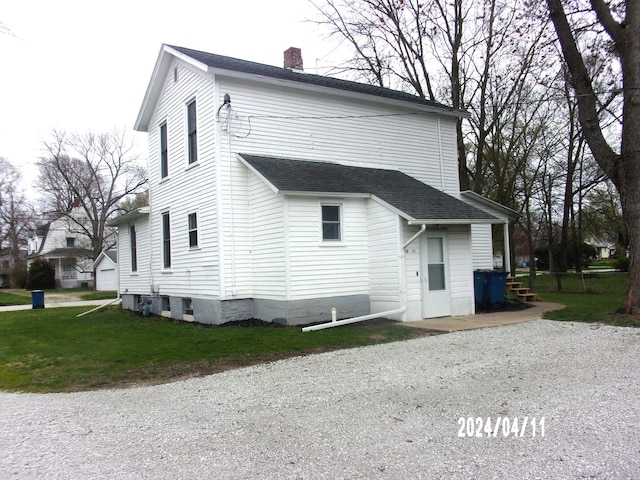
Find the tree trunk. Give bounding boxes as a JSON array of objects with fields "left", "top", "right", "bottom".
[{"left": 547, "top": 0, "right": 639, "bottom": 313}]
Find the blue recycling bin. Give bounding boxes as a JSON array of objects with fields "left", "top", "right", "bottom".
[
  {"left": 31, "top": 290, "right": 45, "bottom": 309},
  {"left": 474, "top": 270, "right": 489, "bottom": 305},
  {"left": 486, "top": 271, "right": 507, "bottom": 307},
  {"left": 474, "top": 270, "right": 507, "bottom": 309}
]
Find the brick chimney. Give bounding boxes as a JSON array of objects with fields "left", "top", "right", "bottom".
[{"left": 284, "top": 47, "right": 303, "bottom": 71}]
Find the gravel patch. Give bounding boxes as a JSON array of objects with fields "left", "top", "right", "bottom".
[{"left": 1, "top": 319, "right": 639, "bottom": 479}]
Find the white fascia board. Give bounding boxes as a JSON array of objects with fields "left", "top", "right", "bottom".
[
  {"left": 134, "top": 45, "right": 210, "bottom": 132},
  {"left": 408, "top": 218, "right": 503, "bottom": 226},
  {"left": 281, "top": 191, "right": 371, "bottom": 199},
  {"left": 108, "top": 207, "right": 150, "bottom": 227},
  {"left": 209, "top": 69, "right": 469, "bottom": 119},
  {"left": 460, "top": 191, "right": 520, "bottom": 220}
]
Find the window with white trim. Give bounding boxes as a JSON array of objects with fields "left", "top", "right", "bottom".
[
  {"left": 130, "top": 225, "right": 137, "bottom": 272},
  {"left": 160, "top": 122, "right": 168, "bottom": 178},
  {"left": 321, "top": 204, "right": 341, "bottom": 241},
  {"left": 162, "top": 212, "right": 171, "bottom": 268},
  {"left": 187, "top": 100, "right": 197, "bottom": 164},
  {"left": 188, "top": 212, "right": 198, "bottom": 248}
]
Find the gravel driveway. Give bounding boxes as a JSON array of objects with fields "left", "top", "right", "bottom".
[{"left": 1, "top": 319, "right": 639, "bottom": 479}]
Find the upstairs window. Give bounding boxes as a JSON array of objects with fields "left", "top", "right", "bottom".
[
  {"left": 188, "top": 212, "right": 198, "bottom": 248},
  {"left": 130, "top": 225, "right": 137, "bottom": 272},
  {"left": 322, "top": 205, "right": 341, "bottom": 241},
  {"left": 162, "top": 212, "right": 171, "bottom": 269},
  {"left": 160, "top": 123, "right": 168, "bottom": 178},
  {"left": 66, "top": 237, "right": 76, "bottom": 248},
  {"left": 187, "top": 100, "right": 197, "bottom": 164}
]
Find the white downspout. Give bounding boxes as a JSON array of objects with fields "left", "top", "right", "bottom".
[
  {"left": 302, "top": 224, "right": 426, "bottom": 332},
  {"left": 503, "top": 221, "right": 511, "bottom": 274},
  {"left": 227, "top": 127, "right": 236, "bottom": 296}
]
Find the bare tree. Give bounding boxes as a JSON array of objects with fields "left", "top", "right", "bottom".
[
  {"left": 116, "top": 190, "right": 149, "bottom": 214},
  {"left": 37, "top": 129, "right": 147, "bottom": 261},
  {"left": 546, "top": 0, "right": 640, "bottom": 314},
  {"left": 311, "top": 0, "right": 555, "bottom": 197},
  {"left": 0, "top": 158, "right": 34, "bottom": 286}
]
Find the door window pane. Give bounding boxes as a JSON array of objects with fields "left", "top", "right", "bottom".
[
  {"left": 428, "top": 264, "right": 446, "bottom": 290},
  {"left": 427, "top": 237, "right": 445, "bottom": 291}
]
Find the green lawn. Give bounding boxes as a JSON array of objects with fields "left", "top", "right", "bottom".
[
  {"left": 0, "top": 291, "right": 32, "bottom": 306},
  {"left": 0, "top": 307, "right": 433, "bottom": 393},
  {"left": 523, "top": 271, "right": 627, "bottom": 295},
  {"left": 524, "top": 272, "right": 639, "bottom": 327},
  {"left": 0, "top": 289, "right": 117, "bottom": 305}
]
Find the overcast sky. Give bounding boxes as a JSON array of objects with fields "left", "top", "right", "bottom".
[{"left": 0, "top": 0, "right": 338, "bottom": 192}]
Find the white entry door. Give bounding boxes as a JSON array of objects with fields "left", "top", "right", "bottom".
[{"left": 421, "top": 232, "right": 451, "bottom": 318}]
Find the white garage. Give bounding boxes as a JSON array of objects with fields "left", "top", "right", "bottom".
[{"left": 93, "top": 250, "right": 118, "bottom": 291}]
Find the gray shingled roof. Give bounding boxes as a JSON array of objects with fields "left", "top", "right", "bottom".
[
  {"left": 168, "top": 45, "right": 462, "bottom": 114},
  {"left": 240, "top": 154, "right": 496, "bottom": 223}
]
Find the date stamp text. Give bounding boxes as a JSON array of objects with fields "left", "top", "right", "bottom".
[{"left": 457, "top": 416, "right": 545, "bottom": 437}]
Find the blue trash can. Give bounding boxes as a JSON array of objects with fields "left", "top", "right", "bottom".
[
  {"left": 486, "top": 272, "right": 507, "bottom": 307},
  {"left": 474, "top": 270, "right": 488, "bottom": 305},
  {"left": 31, "top": 290, "right": 45, "bottom": 309}
]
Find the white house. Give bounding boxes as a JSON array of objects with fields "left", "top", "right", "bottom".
[
  {"left": 111, "top": 44, "right": 513, "bottom": 325},
  {"left": 27, "top": 213, "right": 94, "bottom": 289},
  {"left": 93, "top": 250, "right": 118, "bottom": 291}
]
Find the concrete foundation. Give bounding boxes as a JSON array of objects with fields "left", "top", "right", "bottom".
[{"left": 120, "top": 294, "right": 370, "bottom": 326}]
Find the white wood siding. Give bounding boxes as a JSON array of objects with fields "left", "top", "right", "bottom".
[
  {"left": 286, "top": 196, "right": 369, "bottom": 300},
  {"left": 146, "top": 60, "right": 220, "bottom": 298},
  {"left": 216, "top": 77, "right": 461, "bottom": 194},
  {"left": 118, "top": 217, "right": 152, "bottom": 295},
  {"left": 248, "top": 172, "right": 287, "bottom": 299},
  {"left": 368, "top": 202, "right": 402, "bottom": 314},
  {"left": 470, "top": 224, "right": 494, "bottom": 270},
  {"left": 448, "top": 225, "right": 474, "bottom": 316},
  {"left": 403, "top": 222, "right": 424, "bottom": 320}
]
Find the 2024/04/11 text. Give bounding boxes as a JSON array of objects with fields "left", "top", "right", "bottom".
[{"left": 457, "top": 417, "right": 545, "bottom": 438}]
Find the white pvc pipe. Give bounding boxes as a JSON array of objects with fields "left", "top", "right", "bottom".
[
  {"left": 302, "top": 307, "right": 406, "bottom": 332},
  {"left": 302, "top": 224, "right": 425, "bottom": 332},
  {"left": 76, "top": 297, "right": 122, "bottom": 317}
]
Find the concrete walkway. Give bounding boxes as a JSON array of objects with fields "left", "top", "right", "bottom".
[
  {"left": 402, "top": 301, "right": 566, "bottom": 332},
  {"left": 0, "top": 298, "right": 120, "bottom": 312}
]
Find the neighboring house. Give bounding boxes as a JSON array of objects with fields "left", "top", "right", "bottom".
[
  {"left": 93, "top": 250, "right": 118, "bottom": 291},
  {"left": 585, "top": 236, "right": 614, "bottom": 260},
  {"left": 111, "top": 44, "right": 514, "bottom": 325},
  {"left": 27, "top": 213, "right": 94, "bottom": 289},
  {"left": 0, "top": 249, "right": 12, "bottom": 287},
  {"left": 0, "top": 248, "right": 27, "bottom": 288}
]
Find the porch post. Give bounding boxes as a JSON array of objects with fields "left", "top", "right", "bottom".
[{"left": 503, "top": 221, "right": 511, "bottom": 274}]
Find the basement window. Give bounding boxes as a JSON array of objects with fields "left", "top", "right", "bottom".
[
  {"left": 161, "top": 296, "right": 171, "bottom": 317},
  {"left": 183, "top": 297, "right": 194, "bottom": 322}
]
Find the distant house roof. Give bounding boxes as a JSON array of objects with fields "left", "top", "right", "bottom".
[
  {"left": 93, "top": 249, "right": 117, "bottom": 269},
  {"left": 136, "top": 45, "right": 468, "bottom": 131},
  {"left": 40, "top": 247, "right": 93, "bottom": 258},
  {"left": 239, "top": 154, "right": 498, "bottom": 225}
]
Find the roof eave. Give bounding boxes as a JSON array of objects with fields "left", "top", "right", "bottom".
[
  {"left": 408, "top": 218, "right": 501, "bottom": 225},
  {"left": 460, "top": 191, "right": 520, "bottom": 220},
  {"left": 211, "top": 67, "right": 469, "bottom": 118},
  {"left": 109, "top": 207, "right": 150, "bottom": 227}
]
